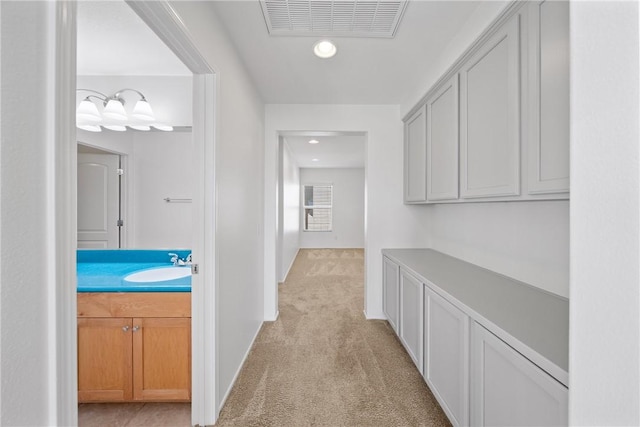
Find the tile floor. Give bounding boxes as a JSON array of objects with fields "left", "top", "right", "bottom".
[{"left": 78, "top": 403, "right": 191, "bottom": 427}]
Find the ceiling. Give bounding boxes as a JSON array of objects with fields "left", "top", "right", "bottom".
[
  {"left": 77, "top": 1, "right": 190, "bottom": 76},
  {"left": 78, "top": 1, "right": 483, "bottom": 104},
  {"left": 212, "top": 0, "right": 481, "bottom": 104},
  {"left": 285, "top": 134, "right": 365, "bottom": 168}
]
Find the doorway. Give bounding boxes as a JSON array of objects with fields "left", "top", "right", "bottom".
[
  {"left": 54, "top": 1, "right": 218, "bottom": 425},
  {"left": 77, "top": 145, "right": 122, "bottom": 249},
  {"left": 276, "top": 131, "right": 367, "bottom": 297}
]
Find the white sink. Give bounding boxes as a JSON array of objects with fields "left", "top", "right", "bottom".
[{"left": 124, "top": 267, "right": 191, "bottom": 283}]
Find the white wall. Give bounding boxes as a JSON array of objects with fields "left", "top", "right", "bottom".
[
  {"left": 76, "top": 75, "right": 192, "bottom": 127},
  {"left": 569, "top": 2, "right": 640, "bottom": 424},
  {"left": 169, "top": 1, "right": 265, "bottom": 414},
  {"left": 264, "top": 105, "right": 431, "bottom": 320},
  {"left": 131, "top": 131, "right": 193, "bottom": 249},
  {"left": 278, "top": 140, "right": 300, "bottom": 282},
  {"left": 1, "top": 2, "right": 57, "bottom": 424},
  {"left": 428, "top": 201, "right": 569, "bottom": 297},
  {"left": 300, "top": 168, "right": 365, "bottom": 249}
]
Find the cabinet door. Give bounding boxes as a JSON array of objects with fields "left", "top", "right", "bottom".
[
  {"left": 399, "top": 269, "right": 424, "bottom": 373},
  {"left": 471, "top": 322, "right": 568, "bottom": 426},
  {"left": 460, "top": 14, "right": 521, "bottom": 198},
  {"left": 133, "top": 317, "right": 191, "bottom": 401},
  {"left": 383, "top": 257, "right": 400, "bottom": 333},
  {"left": 424, "top": 287, "right": 469, "bottom": 427},
  {"left": 527, "top": 0, "right": 570, "bottom": 194},
  {"left": 404, "top": 105, "right": 428, "bottom": 203},
  {"left": 78, "top": 317, "right": 133, "bottom": 402},
  {"left": 427, "top": 75, "right": 459, "bottom": 201}
]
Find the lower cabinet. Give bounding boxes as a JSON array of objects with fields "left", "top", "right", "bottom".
[
  {"left": 399, "top": 268, "right": 424, "bottom": 373},
  {"left": 470, "top": 322, "right": 568, "bottom": 426},
  {"left": 424, "top": 287, "right": 469, "bottom": 427},
  {"left": 382, "top": 257, "right": 400, "bottom": 333},
  {"left": 77, "top": 293, "right": 191, "bottom": 403}
]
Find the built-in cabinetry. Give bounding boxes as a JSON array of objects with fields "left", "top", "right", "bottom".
[
  {"left": 77, "top": 292, "right": 191, "bottom": 402},
  {"left": 427, "top": 75, "right": 459, "bottom": 201},
  {"left": 527, "top": 0, "right": 570, "bottom": 194},
  {"left": 471, "top": 322, "right": 568, "bottom": 426},
  {"left": 382, "top": 256, "right": 400, "bottom": 333},
  {"left": 382, "top": 249, "right": 568, "bottom": 426},
  {"left": 403, "top": 0, "right": 569, "bottom": 204},
  {"left": 404, "top": 105, "right": 427, "bottom": 202},
  {"left": 399, "top": 269, "right": 423, "bottom": 373},
  {"left": 424, "top": 287, "right": 469, "bottom": 427}
]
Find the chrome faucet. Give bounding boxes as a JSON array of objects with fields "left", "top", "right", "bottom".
[{"left": 168, "top": 253, "right": 192, "bottom": 266}]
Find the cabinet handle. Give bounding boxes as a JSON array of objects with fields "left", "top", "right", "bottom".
[
  {"left": 132, "top": 325, "right": 140, "bottom": 332},
  {"left": 122, "top": 325, "right": 130, "bottom": 332}
]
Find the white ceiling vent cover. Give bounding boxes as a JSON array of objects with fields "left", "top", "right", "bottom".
[{"left": 260, "top": 0, "right": 408, "bottom": 38}]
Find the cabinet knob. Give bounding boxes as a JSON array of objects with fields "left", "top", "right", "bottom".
[
  {"left": 122, "top": 325, "right": 130, "bottom": 332},
  {"left": 132, "top": 325, "right": 140, "bottom": 332}
]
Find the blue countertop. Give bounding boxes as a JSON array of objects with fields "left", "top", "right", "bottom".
[{"left": 77, "top": 250, "right": 191, "bottom": 292}]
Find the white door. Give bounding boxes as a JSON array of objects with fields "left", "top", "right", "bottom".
[{"left": 77, "top": 153, "right": 120, "bottom": 248}]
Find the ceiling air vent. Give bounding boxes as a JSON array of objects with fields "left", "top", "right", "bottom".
[{"left": 260, "top": 0, "right": 408, "bottom": 38}]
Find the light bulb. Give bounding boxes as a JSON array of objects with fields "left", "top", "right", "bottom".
[
  {"left": 76, "top": 99, "right": 101, "bottom": 123},
  {"left": 103, "top": 99, "right": 127, "bottom": 121},
  {"left": 313, "top": 40, "right": 337, "bottom": 59},
  {"left": 77, "top": 124, "right": 102, "bottom": 132},
  {"left": 103, "top": 124, "right": 127, "bottom": 132},
  {"left": 152, "top": 124, "right": 173, "bottom": 132},
  {"left": 132, "top": 100, "right": 155, "bottom": 122},
  {"left": 129, "top": 125, "right": 151, "bottom": 131}
]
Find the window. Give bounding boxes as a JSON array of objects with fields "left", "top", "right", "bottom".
[{"left": 303, "top": 184, "right": 332, "bottom": 232}]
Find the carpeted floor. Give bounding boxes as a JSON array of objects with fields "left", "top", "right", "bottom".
[{"left": 216, "top": 248, "right": 451, "bottom": 427}]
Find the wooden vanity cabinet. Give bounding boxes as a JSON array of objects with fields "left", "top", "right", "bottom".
[{"left": 77, "top": 292, "right": 191, "bottom": 403}]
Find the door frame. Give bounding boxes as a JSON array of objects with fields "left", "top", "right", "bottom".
[{"left": 54, "top": 2, "right": 218, "bottom": 425}]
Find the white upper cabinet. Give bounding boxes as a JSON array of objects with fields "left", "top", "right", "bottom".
[
  {"left": 527, "top": 0, "right": 570, "bottom": 194},
  {"left": 460, "top": 14, "right": 521, "bottom": 199},
  {"left": 404, "top": 105, "right": 428, "bottom": 203},
  {"left": 426, "top": 75, "right": 460, "bottom": 201}
]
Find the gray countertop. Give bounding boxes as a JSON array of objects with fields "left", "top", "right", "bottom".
[{"left": 382, "top": 248, "right": 569, "bottom": 386}]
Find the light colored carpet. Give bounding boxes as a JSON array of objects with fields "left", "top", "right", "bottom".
[{"left": 216, "top": 248, "right": 451, "bottom": 427}]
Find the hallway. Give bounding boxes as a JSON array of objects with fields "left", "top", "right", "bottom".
[{"left": 217, "top": 248, "right": 450, "bottom": 426}]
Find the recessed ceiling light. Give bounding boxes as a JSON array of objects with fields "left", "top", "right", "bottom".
[
  {"left": 313, "top": 40, "right": 337, "bottom": 59},
  {"left": 312, "top": 158, "right": 320, "bottom": 162},
  {"left": 308, "top": 139, "right": 320, "bottom": 144}
]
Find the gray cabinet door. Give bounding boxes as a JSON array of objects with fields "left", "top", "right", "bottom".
[
  {"left": 471, "top": 322, "right": 568, "bottom": 426},
  {"left": 527, "top": 0, "right": 570, "bottom": 194},
  {"left": 427, "top": 75, "right": 459, "bottom": 201},
  {"left": 399, "top": 268, "right": 423, "bottom": 373},
  {"left": 404, "top": 105, "right": 427, "bottom": 203},
  {"left": 424, "top": 287, "right": 469, "bottom": 427},
  {"left": 460, "top": 14, "right": 521, "bottom": 198},
  {"left": 382, "top": 257, "right": 400, "bottom": 333}
]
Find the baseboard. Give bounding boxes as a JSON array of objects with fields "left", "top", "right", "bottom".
[
  {"left": 280, "top": 248, "right": 300, "bottom": 283},
  {"left": 264, "top": 310, "right": 279, "bottom": 322},
  {"left": 217, "top": 321, "right": 263, "bottom": 412},
  {"left": 363, "top": 309, "right": 387, "bottom": 320}
]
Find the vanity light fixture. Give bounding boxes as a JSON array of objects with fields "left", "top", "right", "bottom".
[
  {"left": 76, "top": 88, "right": 173, "bottom": 132},
  {"left": 308, "top": 139, "right": 320, "bottom": 144},
  {"left": 313, "top": 40, "right": 337, "bottom": 59}
]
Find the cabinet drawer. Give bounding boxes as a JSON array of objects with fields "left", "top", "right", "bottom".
[{"left": 78, "top": 292, "right": 191, "bottom": 318}]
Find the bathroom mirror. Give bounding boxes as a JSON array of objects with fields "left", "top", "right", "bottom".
[{"left": 77, "top": 128, "right": 193, "bottom": 250}]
